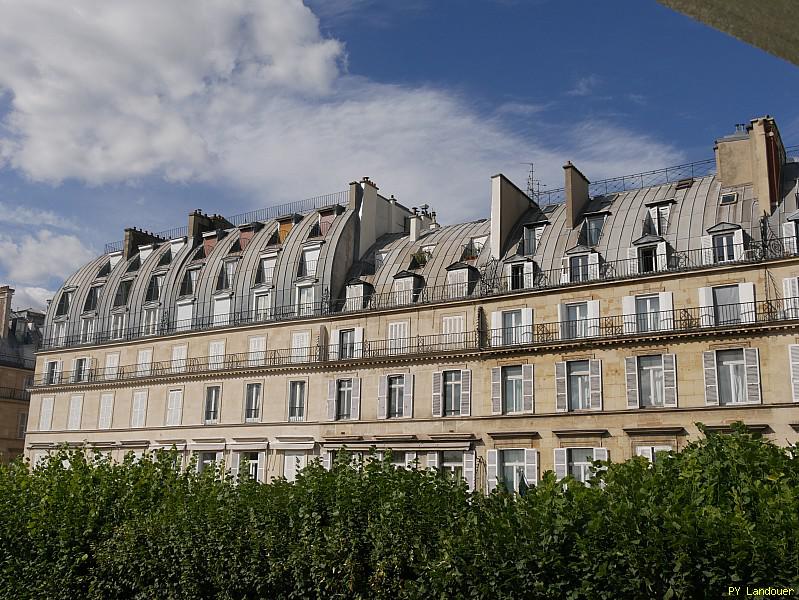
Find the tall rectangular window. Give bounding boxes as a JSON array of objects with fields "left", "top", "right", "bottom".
[
  {"left": 713, "top": 285, "right": 741, "bottom": 325},
  {"left": 635, "top": 295, "right": 661, "bottom": 333},
  {"left": 53, "top": 321, "right": 67, "bottom": 346},
  {"left": 104, "top": 353, "right": 120, "bottom": 380},
  {"left": 204, "top": 386, "right": 221, "bottom": 424},
  {"left": 114, "top": 280, "right": 132, "bottom": 307},
  {"left": 216, "top": 261, "right": 237, "bottom": 290},
  {"left": 567, "top": 448, "right": 594, "bottom": 483},
  {"left": 443, "top": 370, "right": 462, "bottom": 416},
  {"left": 336, "top": 379, "right": 352, "bottom": 420},
  {"left": 638, "top": 246, "right": 657, "bottom": 273},
  {"left": 245, "top": 383, "right": 262, "bottom": 422},
  {"left": 713, "top": 233, "right": 735, "bottom": 263},
  {"left": 570, "top": 255, "right": 589, "bottom": 282},
  {"left": 523, "top": 226, "right": 539, "bottom": 256},
  {"left": 80, "top": 318, "right": 96, "bottom": 343},
  {"left": 242, "top": 451, "right": 260, "bottom": 480},
  {"left": 502, "top": 365, "right": 523, "bottom": 413},
  {"left": 56, "top": 291, "right": 72, "bottom": 316},
  {"left": 180, "top": 268, "right": 199, "bottom": 296},
  {"left": 297, "top": 285, "right": 314, "bottom": 316},
  {"left": 585, "top": 216, "right": 605, "bottom": 246},
  {"left": 145, "top": 274, "right": 165, "bottom": 301},
  {"left": 142, "top": 307, "right": 159, "bottom": 335},
  {"left": 637, "top": 355, "right": 664, "bottom": 407},
  {"left": 388, "top": 321, "right": 408, "bottom": 355},
  {"left": 209, "top": 341, "right": 225, "bottom": 370},
  {"left": 510, "top": 264, "right": 525, "bottom": 291},
  {"left": 66, "top": 395, "right": 82, "bottom": 430},
  {"left": 73, "top": 357, "right": 88, "bottom": 383},
  {"left": 16, "top": 412, "right": 27, "bottom": 438},
  {"left": 387, "top": 375, "right": 404, "bottom": 418},
  {"left": 110, "top": 313, "right": 126, "bottom": 340},
  {"left": 136, "top": 349, "right": 152, "bottom": 377},
  {"left": 717, "top": 349, "right": 746, "bottom": 405},
  {"left": 393, "top": 278, "right": 414, "bottom": 305},
  {"left": 98, "top": 393, "right": 114, "bottom": 429},
  {"left": 441, "top": 451, "right": 464, "bottom": 480},
  {"left": 567, "top": 360, "right": 590, "bottom": 411},
  {"left": 165, "top": 389, "right": 183, "bottom": 426},
  {"left": 564, "top": 302, "right": 588, "bottom": 339},
  {"left": 257, "top": 257, "right": 275, "bottom": 286},
  {"left": 44, "top": 361, "right": 60, "bottom": 385},
  {"left": 291, "top": 331, "right": 310, "bottom": 363},
  {"left": 339, "top": 329, "right": 355, "bottom": 360},
  {"left": 442, "top": 315, "right": 465, "bottom": 346},
  {"left": 131, "top": 391, "right": 148, "bottom": 428},
  {"left": 500, "top": 449, "right": 526, "bottom": 493},
  {"left": 289, "top": 381, "right": 305, "bottom": 421},
  {"left": 254, "top": 292, "right": 271, "bottom": 321},
  {"left": 447, "top": 269, "right": 469, "bottom": 297},
  {"left": 502, "top": 310, "right": 522, "bottom": 345},
  {"left": 38, "top": 397, "right": 54, "bottom": 431}
]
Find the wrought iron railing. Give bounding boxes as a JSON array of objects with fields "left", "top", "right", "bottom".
[
  {"left": 0, "top": 353, "right": 36, "bottom": 370},
  {"left": 0, "top": 387, "right": 30, "bottom": 401},
  {"left": 33, "top": 299, "right": 799, "bottom": 388}
]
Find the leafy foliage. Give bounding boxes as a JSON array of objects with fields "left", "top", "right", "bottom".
[{"left": 1, "top": 424, "right": 797, "bottom": 599}]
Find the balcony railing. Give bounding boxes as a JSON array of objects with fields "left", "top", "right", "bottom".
[
  {"left": 0, "top": 387, "right": 30, "bottom": 401},
  {"left": 41, "top": 237, "right": 799, "bottom": 350},
  {"left": 32, "top": 299, "right": 798, "bottom": 389}
]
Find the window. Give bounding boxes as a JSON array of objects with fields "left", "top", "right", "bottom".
[
  {"left": 567, "top": 448, "right": 594, "bottom": 483},
  {"left": 296, "top": 285, "right": 314, "bottom": 316},
  {"left": 16, "top": 412, "right": 27, "bottom": 438},
  {"left": 300, "top": 247, "right": 320, "bottom": 277},
  {"left": 502, "top": 309, "right": 522, "bottom": 345},
  {"left": 165, "top": 389, "right": 183, "bottom": 426},
  {"left": 98, "top": 393, "right": 114, "bottom": 429},
  {"left": 256, "top": 257, "right": 276, "bottom": 286},
  {"left": 387, "top": 375, "right": 404, "bottom": 418},
  {"left": 523, "top": 225, "right": 543, "bottom": 256},
  {"left": 180, "top": 269, "right": 199, "bottom": 296},
  {"left": 204, "top": 386, "right": 221, "bottom": 424},
  {"left": 283, "top": 451, "right": 306, "bottom": 482},
  {"left": 142, "top": 307, "right": 159, "bottom": 335},
  {"left": 113, "top": 280, "right": 132, "bottom": 307},
  {"left": 339, "top": 329, "right": 355, "bottom": 360},
  {"left": 289, "top": 381, "right": 305, "bottom": 421},
  {"left": 291, "top": 331, "right": 310, "bottom": 363},
  {"left": 197, "top": 452, "right": 218, "bottom": 474},
  {"left": 336, "top": 379, "right": 353, "bottom": 420},
  {"left": 717, "top": 349, "right": 746, "bottom": 405},
  {"left": 38, "top": 397, "right": 54, "bottom": 431},
  {"left": 393, "top": 277, "right": 415, "bottom": 305},
  {"left": 212, "top": 295, "right": 231, "bottom": 326},
  {"left": 110, "top": 313, "right": 126, "bottom": 340},
  {"left": 145, "top": 274, "right": 165, "bottom": 302},
  {"left": 720, "top": 192, "right": 738, "bottom": 204},
  {"left": 638, "top": 246, "right": 657, "bottom": 273},
  {"left": 216, "top": 260, "right": 237, "bottom": 290},
  {"left": 635, "top": 295, "right": 661, "bottom": 333},
  {"left": 563, "top": 302, "right": 588, "bottom": 339},
  {"left": 585, "top": 216, "right": 605, "bottom": 246},
  {"left": 104, "top": 353, "right": 120, "bottom": 380},
  {"left": 441, "top": 451, "right": 464, "bottom": 480},
  {"left": 637, "top": 355, "right": 664, "bottom": 407},
  {"left": 447, "top": 268, "right": 469, "bottom": 297},
  {"left": 245, "top": 383, "right": 262, "bottom": 421},
  {"left": 713, "top": 233, "right": 735, "bottom": 263},
  {"left": 635, "top": 445, "right": 672, "bottom": 463},
  {"left": 510, "top": 264, "right": 525, "bottom": 291},
  {"left": 345, "top": 284, "right": 366, "bottom": 311},
  {"left": 254, "top": 292, "right": 271, "bottom": 321},
  {"left": 72, "top": 357, "right": 88, "bottom": 383},
  {"left": 241, "top": 452, "right": 261, "bottom": 480},
  {"left": 649, "top": 204, "right": 670, "bottom": 235},
  {"left": 83, "top": 286, "right": 101, "bottom": 312},
  {"left": 170, "top": 345, "right": 187, "bottom": 374},
  {"left": 248, "top": 336, "right": 266, "bottom": 367},
  {"left": 44, "top": 361, "right": 60, "bottom": 385},
  {"left": 136, "top": 349, "right": 152, "bottom": 377},
  {"left": 209, "top": 340, "right": 225, "bottom": 370},
  {"left": 442, "top": 315, "right": 465, "bottom": 346},
  {"left": 374, "top": 252, "right": 386, "bottom": 271},
  {"left": 53, "top": 321, "right": 67, "bottom": 346},
  {"left": 567, "top": 360, "right": 590, "bottom": 411},
  {"left": 131, "top": 391, "right": 148, "bottom": 428},
  {"left": 80, "top": 317, "right": 96, "bottom": 343},
  {"left": 500, "top": 449, "right": 526, "bottom": 493},
  {"left": 570, "top": 254, "right": 589, "bottom": 282},
  {"left": 67, "top": 395, "right": 83, "bottom": 430},
  {"left": 502, "top": 366, "right": 523, "bottom": 413},
  {"left": 713, "top": 285, "right": 741, "bottom": 325},
  {"left": 388, "top": 321, "right": 408, "bottom": 355},
  {"left": 55, "top": 291, "right": 72, "bottom": 316},
  {"left": 443, "top": 370, "right": 462, "bottom": 416}
]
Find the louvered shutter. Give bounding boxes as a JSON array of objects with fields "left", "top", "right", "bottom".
[
  {"left": 783, "top": 277, "right": 799, "bottom": 318},
  {"left": 523, "top": 261, "right": 534, "bottom": 288},
  {"left": 738, "top": 282, "right": 756, "bottom": 324},
  {"left": 403, "top": 373, "right": 414, "bottom": 418},
  {"left": 521, "top": 308, "right": 534, "bottom": 344},
  {"left": 586, "top": 300, "right": 600, "bottom": 337},
  {"left": 554, "top": 448, "right": 567, "bottom": 481},
  {"left": 490, "top": 311, "right": 502, "bottom": 347},
  {"left": 491, "top": 367, "right": 502, "bottom": 414},
  {"left": 662, "top": 354, "right": 678, "bottom": 407},
  {"left": 257, "top": 451, "right": 266, "bottom": 483},
  {"left": 248, "top": 336, "right": 266, "bottom": 366},
  {"left": 427, "top": 451, "right": 439, "bottom": 470},
  {"left": 625, "top": 356, "right": 639, "bottom": 408},
  {"left": 789, "top": 345, "right": 799, "bottom": 402},
  {"left": 463, "top": 451, "right": 476, "bottom": 491},
  {"left": 659, "top": 292, "right": 674, "bottom": 330},
  {"left": 557, "top": 303, "right": 566, "bottom": 340},
  {"left": 351, "top": 378, "right": 361, "bottom": 420},
  {"left": 176, "top": 301, "right": 193, "bottom": 331},
  {"left": 55, "top": 360, "right": 63, "bottom": 384},
  {"left": 555, "top": 361, "right": 568, "bottom": 412},
  {"left": 560, "top": 257, "right": 570, "bottom": 283},
  {"left": 732, "top": 229, "right": 744, "bottom": 261},
  {"left": 783, "top": 222, "right": 797, "bottom": 255},
  {"left": 627, "top": 247, "right": 638, "bottom": 276},
  {"left": 587, "top": 252, "right": 599, "bottom": 280},
  {"left": 354, "top": 327, "right": 364, "bottom": 358},
  {"left": 38, "top": 397, "right": 54, "bottom": 431},
  {"left": 701, "top": 235, "right": 714, "bottom": 265},
  {"left": 322, "top": 451, "right": 332, "bottom": 471},
  {"left": 593, "top": 447, "right": 609, "bottom": 463},
  {"left": 377, "top": 375, "right": 388, "bottom": 419},
  {"left": 104, "top": 353, "right": 119, "bottom": 380},
  {"left": 327, "top": 380, "right": 337, "bottom": 420},
  {"left": 698, "top": 287, "right": 714, "bottom": 327},
  {"left": 486, "top": 449, "right": 498, "bottom": 492},
  {"left": 328, "top": 328, "right": 340, "bottom": 360},
  {"left": 522, "top": 364, "right": 534, "bottom": 413},
  {"left": 743, "top": 348, "right": 761, "bottom": 404},
  {"left": 431, "top": 372, "right": 442, "bottom": 417},
  {"left": 656, "top": 241, "right": 668, "bottom": 271},
  {"left": 524, "top": 449, "right": 538, "bottom": 487},
  {"left": 589, "top": 359, "right": 602, "bottom": 410},
  {"left": 460, "top": 370, "right": 471, "bottom": 416},
  {"left": 171, "top": 345, "right": 187, "bottom": 373},
  {"left": 622, "top": 295, "right": 636, "bottom": 334},
  {"left": 703, "top": 351, "right": 718, "bottom": 405},
  {"left": 230, "top": 453, "right": 240, "bottom": 481}
]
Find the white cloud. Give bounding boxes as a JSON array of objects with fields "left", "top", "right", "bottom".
[
  {"left": 10, "top": 286, "right": 54, "bottom": 311},
  {"left": 0, "top": 202, "right": 79, "bottom": 230},
  {"left": 0, "top": 230, "right": 96, "bottom": 287},
  {"left": 567, "top": 75, "right": 601, "bottom": 97}
]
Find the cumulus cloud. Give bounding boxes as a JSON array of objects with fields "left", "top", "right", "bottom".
[
  {"left": 10, "top": 286, "right": 54, "bottom": 312},
  {"left": 0, "top": 230, "right": 95, "bottom": 288},
  {"left": 0, "top": 202, "right": 79, "bottom": 230}
]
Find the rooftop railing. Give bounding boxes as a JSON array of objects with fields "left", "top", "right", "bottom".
[
  {"left": 33, "top": 298, "right": 797, "bottom": 388},
  {"left": 41, "top": 237, "right": 799, "bottom": 351}
]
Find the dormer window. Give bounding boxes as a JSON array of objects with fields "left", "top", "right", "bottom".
[
  {"left": 720, "top": 192, "right": 738, "bottom": 204},
  {"left": 157, "top": 248, "right": 172, "bottom": 267},
  {"left": 97, "top": 261, "right": 111, "bottom": 278},
  {"left": 125, "top": 256, "right": 140, "bottom": 273},
  {"left": 83, "top": 286, "right": 102, "bottom": 312},
  {"left": 461, "top": 236, "right": 486, "bottom": 261},
  {"left": 374, "top": 252, "right": 387, "bottom": 271},
  {"left": 345, "top": 280, "right": 371, "bottom": 311},
  {"left": 55, "top": 291, "right": 73, "bottom": 316},
  {"left": 256, "top": 256, "right": 276, "bottom": 286},
  {"left": 648, "top": 204, "right": 670, "bottom": 235},
  {"left": 446, "top": 265, "right": 472, "bottom": 298},
  {"left": 392, "top": 273, "right": 420, "bottom": 305},
  {"left": 145, "top": 274, "right": 165, "bottom": 302},
  {"left": 584, "top": 216, "right": 605, "bottom": 246},
  {"left": 628, "top": 236, "right": 668, "bottom": 275},
  {"left": 299, "top": 246, "right": 320, "bottom": 278},
  {"left": 216, "top": 260, "right": 237, "bottom": 291},
  {"left": 180, "top": 268, "right": 199, "bottom": 296},
  {"left": 561, "top": 248, "right": 599, "bottom": 284},
  {"left": 523, "top": 225, "right": 545, "bottom": 256},
  {"left": 702, "top": 224, "right": 743, "bottom": 265}
]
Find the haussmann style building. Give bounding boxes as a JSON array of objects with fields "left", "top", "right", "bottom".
[{"left": 24, "top": 115, "right": 799, "bottom": 492}]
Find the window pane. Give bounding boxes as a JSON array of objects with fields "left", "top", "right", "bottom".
[
  {"left": 713, "top": 285, "right": 740, "bottom": 324},
  {"left": 567, "top": 361, "right": 590, "bottom": 410},
  {"left": 717, "top": 349, "right": 745, "bottom": 405}
]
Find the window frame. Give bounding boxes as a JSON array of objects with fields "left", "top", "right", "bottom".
[
  {"left": 244, "top": 382, "right": 262, "bottom": 422},
  {"left": 566, "top": 360, "right": 591, "bottom": 411},
  {"left": 501, "top": 365, "right": 524, "bottom": 414},
  {"left": 387, "top": 374, "right": 405, "bottom": 418},
  {"left": 288, "top": 380, "right": 306, "bottom": 422},
  {"left": 204, "top": 385, "right": 221, "bottom": 424},
  {"left": 442, "top": 369, "right": 462, "bottom": 417}
]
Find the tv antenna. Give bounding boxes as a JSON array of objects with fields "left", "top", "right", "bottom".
[{"left": 521, "top": 162, "right": 546, "bottom": 203}]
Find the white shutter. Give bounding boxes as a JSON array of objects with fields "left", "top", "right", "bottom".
[
  {"left": 703, "top": 351, "right": 718, "bottom": 405},
  {"left": 248, "top": 336, "right": 266, "bottom": 367},
  {"left": 402, "top": 373, "right": 414, "bottom": 418},
  {"left": 230, "top": 453, "right": 240, "bottom": 481},
  {"left": 67, "top": 395, "right": 83, "bottom": 430},
  {"left": 554, "top": 448, "right": 567, "bottom": 481},
  {"left": 783, "top": 222, "right": 797, "bottom": 255},
  {"left": 789, "top": 345, "right": 799, "bottom": 402},
  {"left": 327, "top": 380, "right": 337, "bottom": 421},
  {"left": 405, "top": 451, "right": 417, "bottom": 468},
  {"left": 98, "top": 393, "right": 114, "bottom": 429},
  {"left": 587, "top": 300, "right": 600, "bottom": 337},
  {"left": 354, "top": 327, "right": 364, "bottom": 358},
  {"left": 701, "top": 235, "right": 714, "bottom": 265},
  {"left": 460, "top": 369, "right": 471, "bottom": 416},
  {"left": 329, "top": 328, "right": 340, "bottom": 361},
  {"left": 560, "top": 257, "right": 570, "bottom": 283},
  {"left": 486, "top": 449, "right": 498, "bottom": 492},
  {"left": 662, "top": 354, "right": 678, "bottom": 407},
  {"left": 587, "top": 252, "right": 600, "bottom": 280},
  {"left": 699, "top": 287, "right": 714, "bottom": 327},
  {"left": 557, "top": 303, "right": 566, "bottom": 340},
  {"left": 55, "top": 360, "right": 62, "bottom": 384},
  {"left": 738, "top": 282, "right": 756, "bottom": 324},
  {"left": 656, "top": 241, "right": 668, "bottom": 271},
  {"left": 522, "top": 364, "right": 534, "bottom": 413},
  {"left": 171, "top": 345, "right": 187, "bottom": 373},
  {"left": 351, "top": 378, "right": 361, "bottom": 420},
  {"left": 322, "top": 451, "right": 332, "bottom": 471},
  {"left": 175, "top": 301, "right": 193, "bottom": 331},
  {"left": 743, "top": 348, "right": 761, "bottom": 404},
  {"left": 625, "top": 356, "right": 639, "bottom": 408},
  {"left": 555, "top": 362, "right": 568, "bottom": 412},
  {"left": 431, "top": 372, "right": 442, "bottom": 417},
  {"left": 490, "top": 311, "right": 502, "bottom": 347},
  {"left": 783, "top": 277, "right": 799, "bottom": 318},
  {"left": 213, "top": 295, "right": 231, "bottom": 326},
  {"left": 622, "top": 295, "right": 637, "bottom": 334},
  {"left": 524, "top": 449, "right": 538, "bottom": 487},
  {"left": 377, "top": 375, "right": 388, "bottom": 419},
  {"left": 589, "top": 359, "right": 602, "bottom": 410},
  {"left": 658, "top": 292, "right": 674, "bottom": 330},
  {"left": 427, "top": 451, "right": 439, "bottom": 470},
  {"left": 490, "top": 367, "right": 502, "bottom": 414},
  {"left": 648, "top": 206, "right": 658, "bottom": 232},
  {"left": 732, "top": 229, "right": 744, "bottom": 261},
  {"left": 166, "top": 389, "right": 183, "bottom": 426},
  {"left": 209, "top": 340, "right": 225, "bottom": 370},
  {"left": 593, "top": 448, "right": 609, "bottom": 462},
  {"left": 463, "top": 451, "right": 476, "bottom": 491},
  {"left": 636, "top": 446, "right": 654, "bottom": 462},
  {"left": 523, "top": 261, "right": 534, "bottom": 288},
  {"left": 627, "top": 247, "right": 638, "bottom": 276},
  {"left": 136, "top": 349, "right": 152, "bottom": 377},
  {"left": 38, "top": 397, "right": 54, "bottom": 431},
  {"left": 104, "top": 353, "right": 119, "bottom": 380},
  {"left": 521, "top": 308, "right": 534, "bottom": 344}
]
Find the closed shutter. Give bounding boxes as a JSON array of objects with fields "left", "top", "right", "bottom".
[
  {"left": 377, "top": 375, "right": 388, "bottom": 419},
  {"left": 698, "top": 287, "right": 714, "bottom": 327},
  {"left": 555, "top": 362, "right": 568, "bottom": 412},
  {"left": 622, "top": 295, "right": 636, "bottom": 334},
  {"left": 322, "top": 451, "right": 332, "bottom": 471},
  {"left": 463, "top": 451, "right": 476, "bottom": 491},
  {"left": 524, "top": 449, "right": 538, "bottom": 487},
  {"left": 490, "top": 311, "right": 502, "bottom": 346},
  {"left": 522, "top": 364, "right": 534, "bottom": 413},
  {"left": 176, "top": 301, "right": 193, "bottom": 331},
  {"left": 460, "top": 370, "right": 471, "bottom": 416},
  {"left": 491, "top": 367, "right": 502, "bottom": 414},
  {"left": 98, "top": 393, "right": 114, "bottom": 429},
  {"left": 56, "top": 360, "right": 63, "bottom": 384},
  {"left": 783, "top": 222, "right": 797, "bottom": 255},
  {"left": 166, "top": 390, "right": 183, "bottom": 426},
  {"left": 39, "top": 397, "right": 54, "bottom": 431},
  {"left": 403, "top": 373, "right": 414, "bottom": 418},
  {"left": 431, "top": 371, "right": 442, "bottom": 417},
  {"left": 230, "top": 453, "right": 240, "bottom": 481},
  {"left": 700, "top": 235, "right": 714, "bottom": 265},
  {"left": 586, "top": 300, "right": 600, "bottom": 337},
  {"left": 354, "top": 327, "right": 364, "bottom": 358},
  {"left": 132, "top": 390, "right": 148, "bottom": 427},
  {"left": 589, "top": 359, "right": 602, "bottom": 410},
  {"left": 329, "top": 328, "right": 340, "bottom": 360},
  {"left": 327, "top": 380, "right": 337, "bottom": 420},
  {"left": 486, "top": 449, "right": 498, "bottom": 492},
  {"left": 523, "top": 261, "right": 534, "bottom": 288},
  {"left": 703, "top": 351, "right": 718, "bottom": 405},
  {"left": 248, "top": 336, "right": 266, "bottom": 366},
  {"left": 656, "top": 241, "right": 668, "bottom": 271},
  {"left": 67, "top": 395, "right": 82, "bottom": 430},
  {"left": 789, "top": 345, "right": 799, "bottom": 402},
  {"left": 743, "top": 348, "right": 761, "bottom": 404},
  {"left": 427, "top": 451, "right": 439, "bottom": 470},
  {"left": 351, "top": 378, "right": 361, "bottom": 420},
  {"left": 738, "top": 282, "right": 756, "bottom": 324},
  {"left": 171, "top": 345, "right": 187, "bottom": 373},
  {"left": 587, "top": 252, "right": 600, "bottom": 280},
  {"left": 626, "top": 247, "right": 638, "bottom": 276},
  {"left": 662, "top": 354, "right": 678, "bottom": 407},
  {"left": 104, "top": 353, "right": 119, "bottom": 380},
  {"left": 521, "top": 308, "right": 534, "bottom": 344},
  {"left": 593, "top": 447, "right": 609, "bottom": 462},
  {"left": 625, "top": 356, "right": 639, "bottom": 408},
  {"left": 554, "top": 448, "right": 567, "bottom": 481},
  {"left": 213, "top": 296, "right": 231, "bottom": 326},
  {"left": 560, "top": 257, "right": 570, "bottom": 283},
  {"left": 659, "top": 291, "right": 674, "bottom": 330},
  {"left": 209, "top": 341, "right": 225, "bottom": 370},
  {"left": 732, "top": 229, "right": 744, "bottom": 261},
  {"left": 783, "top": 277, "right": 799, "bottom": 318}
]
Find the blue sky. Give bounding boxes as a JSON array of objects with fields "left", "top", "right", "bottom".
[{"left": 0, "top": 0, "right": 797, "bottom": 309}]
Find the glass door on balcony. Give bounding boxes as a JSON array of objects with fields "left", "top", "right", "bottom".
[
  {"left": 635, "top": 295, "right": 660, "bottom": 332},
  {"left": 502, "top": 310, "right": 522, "bottom": 345},
  {"left": 564, "top": 303, "right": 588, "bottom": 339},
  {"left": 713, "top": 285, "right": 741, "bottom": 325}
]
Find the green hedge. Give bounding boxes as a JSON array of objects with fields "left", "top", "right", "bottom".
[{"left": 1, "top": 424, "right": 797, "bottom": 599}]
